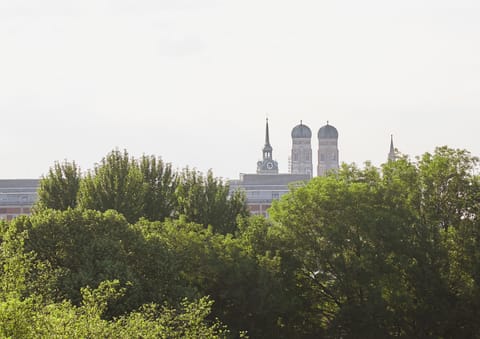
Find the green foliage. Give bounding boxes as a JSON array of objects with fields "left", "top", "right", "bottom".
[
  {"left": 78, "top": 149, "right": 145, "bottom": 223},
  {"left": 18, "top": 209, "right": 135, "bottom": 305},
  {"left": 139, "top": 154, "right": 179, "bottom": 221},
  {"left": 270, "top": 147, "right": 480, "bottom": 337},
  {"left": 133, "top": 216, "right": 313, "bottom": 338},
  {"left": 176, "top": 168, "right": 248, "bottom": 234},
  {"left": 0, "top": 226, "right": 31, "bottom": 298},
  {"left": 114, "top": 297, "right": 232, "bottom": 339},
  {"left": 0, "top": 283, "right": 229, "bottom": 338},
  {"left": 13, "top": 146, "right": 480, "bottom": 337},
  {"left": 37, "top": 149, "right": 248, "bottom": 232},
  {"left": 12, "top": 208, "right": 188, "bottom": 317},
  {"left": 35, "top": 160, "right": 81, "bottom": 210},
  {"left": 0, "top": 221, "right": 231, "bottom": 338}
]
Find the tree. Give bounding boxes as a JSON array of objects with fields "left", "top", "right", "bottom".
[
  {"left": 16, "top": 209, "right": 141, "bottom": 311},
  {"left": 139, "top": 155, "right": 178, "bottom": 221},
  {"left": 77, "top": 149, "right": 145, "bottom": 223},
  {"left": 175, "top": 168, "right": 248, "bottom": 234},
  {"left": 133, "top": 216, "right": 312, "bottom": 338},
  {"left": 1, "top": 212, "right": 236, "bottom": 338},
  {"left": 38, "top": 150, "right": 248, "bottom": 233},
  {"left": 36, "top": 160, "right": 81, "bottom": 210},
  {"left": 270, "top": 148, "right": 480, "bottom": 337},
  {"left": 236, "top": 216, "right": 323, "bottom": 338}
]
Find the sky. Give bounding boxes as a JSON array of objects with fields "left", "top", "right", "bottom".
[{"left": 1, "top": 0, "right": 479, "bottom": 180}]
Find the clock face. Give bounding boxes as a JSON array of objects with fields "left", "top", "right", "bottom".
[{"left": 266, "top": 162, "right": 274, "bottom": 169}]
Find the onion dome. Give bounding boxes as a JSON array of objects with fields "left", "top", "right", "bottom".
[
  {"left": 318, "top": 122, "right": 338, "bottom": 139},
  {"left": 291, "top": 121, "right": 312, "bottom": 138}
]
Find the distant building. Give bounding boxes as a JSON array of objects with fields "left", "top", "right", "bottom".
[
  {"left": 3, "top": 120, "right": 397, "bottom": 220},
  {"left": 231, "top": 119, "right": 311, "bottom": 216},
  {"left": 230, "top": 173, "right": 310, "bottom": 216},
  {"left": 0, "top": 179, "right": 39, "bottom": 221},
  {"left": 317, "top": 122, "right": 339, "bottom": 176},
  {"left": 290, "top": 121, "right": 313, "bottom": 178}
]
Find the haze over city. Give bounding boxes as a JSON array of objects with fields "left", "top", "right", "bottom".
[{"left": 1, "top": 0, "right": 479, "bottom": 179}]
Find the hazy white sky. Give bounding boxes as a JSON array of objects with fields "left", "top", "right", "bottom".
[{"left": 1, "top": 0, "right": 479, "bottom": 179}]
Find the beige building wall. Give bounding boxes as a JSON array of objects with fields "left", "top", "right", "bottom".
[
  {"left": 317, "top": 123, "right": 339, "bottom": 176},
  {"left": 291, "top": 138, "right": 313, "bottom": 177},
  {"left": 317, "top": 139, "right": 339, "bottom": 176}
]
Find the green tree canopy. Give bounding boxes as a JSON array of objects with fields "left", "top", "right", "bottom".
[
  {"left": 35, "top": 160, "right": 81, "bottom": 211},
  {"left": 77, "top": 149, "right": 145, "bottom": 223},
  {"left": 36, "top": 149, "right": 248, "bottom": 232},
  {"left": 175, "top": 168, "right": 248, "bottom": 234},
  {"left": 23, "top": 145, "right": 480, "bottom": 338},
  {"left": 139, "top": 154, "right": 179, "bottom": 221},
  {"left": 270, "top": 147, "right": 480, "bottom": 337}
]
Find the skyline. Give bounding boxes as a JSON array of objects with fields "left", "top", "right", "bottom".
[{"left": 1, "top": 1, "right": 479, "bottom": 179}]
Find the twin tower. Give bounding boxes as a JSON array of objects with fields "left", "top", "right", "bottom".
[{"left": 257, "top": 119, "right": 339, "bottom": 178}]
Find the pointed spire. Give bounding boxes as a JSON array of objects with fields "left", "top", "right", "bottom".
[
  {"left": 262, "top": 118, "right": 273, "bottom": 160},
  {"left": 388, "top": 134, "right": 396, "bottom": 162},
  {"left": 265, "top": 118, "right": 271, "bottom": 147}
]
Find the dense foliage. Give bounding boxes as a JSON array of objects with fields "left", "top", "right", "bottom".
[
  {"left": 36, "top": 149, "right": 248, "bottom": 231},
  {"left": 270, "top": 147, "right": 480, "bottom": 337},
  {"left": 2, "top": 146, "right": 480, "bottom": 338}
]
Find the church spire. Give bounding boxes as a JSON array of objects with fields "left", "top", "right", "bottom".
[
  {"left": 263, "top": 118, "right": 272, "bottom": 160},
  {"left": 388, "top": 135, "right": 396, "bottom": 162},
  {"left": 265, "top": 118, "right": 271, "bottom": 148},
  {"left": 257, "top": 118, "right": 278, "bottom": 174}
]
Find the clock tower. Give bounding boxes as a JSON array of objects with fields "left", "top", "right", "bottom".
[{"left": 257, "top": 118, "right": 279, "bottom": 175}]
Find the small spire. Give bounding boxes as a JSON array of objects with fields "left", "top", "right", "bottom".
[
  {"left": 327, "top": 120, "right": 329, "bottom": 125},
  {"left": 262, "top": 118, "right": 273, "bottom": 161},
  {"left": 300, "top": 120, "right": 303, "bottom": 125},
  {"left": 265, "top": 117, "right": 270, "bottom": 146},
  {"left": 388, "top": 134, "right": 396, "bottom": 162}
]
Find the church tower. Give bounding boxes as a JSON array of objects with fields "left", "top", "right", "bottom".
[
  {"left": 290, "top": 121, "right": 313, "bottom": 178},
  {"left": 257, "top": 118, "right": 279, "bottom": 175},
  {"left": 388, "top": 135, "right": 396, "bottom": 162},
  {"left": 317, "top": 122, "right": 339, "bottom": 176}
]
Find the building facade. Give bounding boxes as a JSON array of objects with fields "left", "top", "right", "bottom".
[
  {"left": 231, "top": 119, "right": 312, "bottom": 216},
  {"left": 317, "top": 123, "right": 339, "bottom": 176},
  {"left": 230, "top": 173, "right": 309, "bottom": 216},
  {"left": 0, "top": 179, "right": 39, "bottom": 221},
  {"left": 290, "top": 121, "right": 313, "bottom": 178}
]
